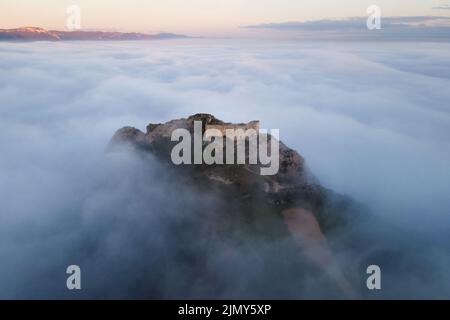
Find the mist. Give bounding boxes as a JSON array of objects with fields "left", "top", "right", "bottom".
[{"left": 0, "top": 39, "right": 450, "bottom": 299}]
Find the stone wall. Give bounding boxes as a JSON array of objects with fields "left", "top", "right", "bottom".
[{"left": 205, "top": 120, "right": 260, "bottom": 136}]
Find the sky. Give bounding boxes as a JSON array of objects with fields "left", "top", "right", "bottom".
[{"left": 1, "top": 0, "right": 450, "bottom": 35}]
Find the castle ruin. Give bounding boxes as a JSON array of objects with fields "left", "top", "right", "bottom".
[{"left": 205, "top": 120, "right": 260, "bottom": 136}]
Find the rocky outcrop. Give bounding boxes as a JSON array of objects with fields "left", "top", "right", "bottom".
[
  {"left": 109, "top": 113, "right": 364, "bottom": 298},
  {"left": 110, "top": 114, "right": 318, "bottom": 204}
]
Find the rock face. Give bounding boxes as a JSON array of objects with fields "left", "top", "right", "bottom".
[
  {"left": 109, "top": 114, "right": 364, "bottom": 298},
  {"left": 111, "top": 114, "right": 318, "bottom": 205}
]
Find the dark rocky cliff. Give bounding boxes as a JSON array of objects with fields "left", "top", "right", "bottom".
[{"left": 109, "top": 113, "right": 368, "bottom": 298}]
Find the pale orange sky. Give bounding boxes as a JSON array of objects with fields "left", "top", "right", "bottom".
[{"left": 0, "top": 0, "right": 448, "bottom": 36}]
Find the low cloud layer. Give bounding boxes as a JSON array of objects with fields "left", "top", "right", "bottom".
[{"left": 0, "top": 39, "right": 450, "bottom": 298}]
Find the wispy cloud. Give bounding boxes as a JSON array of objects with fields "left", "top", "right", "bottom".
[
  {"left": 243, "top": 16, "right": 450, "bottom": 41},
  {"left": 433, "top": 5, "right": 450, "bottom": 10}
]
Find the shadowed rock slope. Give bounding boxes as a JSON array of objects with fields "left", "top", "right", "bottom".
[{"left": 109, "top": 113, "right": 370, "bottom": 298}]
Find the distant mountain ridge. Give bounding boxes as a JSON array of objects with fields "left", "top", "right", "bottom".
[{"left": 0, "top": 27, "right": 189, "bottom": 41}]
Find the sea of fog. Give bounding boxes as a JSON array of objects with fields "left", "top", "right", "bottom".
[{"left": 0, "top": 39, "right": 449, "bottom": 298}]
